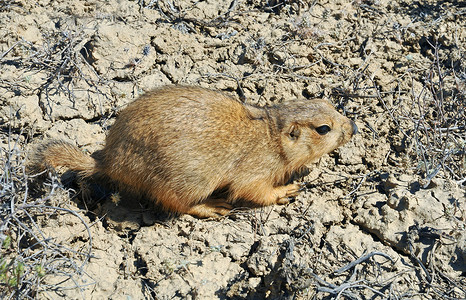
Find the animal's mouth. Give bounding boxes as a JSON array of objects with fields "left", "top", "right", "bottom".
[{"left": 338, "top": 121, "right": 357, "bottom": 146}]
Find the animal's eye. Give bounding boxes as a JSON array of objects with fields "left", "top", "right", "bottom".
[
  {"left": 288, "top": 125, "right": 300, "bottom": 140},
  {"left": 315, "top": 125, "right": 331, "bottom": 135}
]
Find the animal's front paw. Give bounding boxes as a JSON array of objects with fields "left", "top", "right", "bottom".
[{"left": 275, "top": 183, "right": 305, "bottom": 205}]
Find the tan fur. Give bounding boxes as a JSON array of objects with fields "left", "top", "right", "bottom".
[
  {"left": 33, "top": 85, "right": 357, "bottom": 218},
  {"left": 33, "top": 140, "right": 96, "bottom": 178}
]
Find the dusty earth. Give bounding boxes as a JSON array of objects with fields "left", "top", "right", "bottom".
[{"left": 0, "top": 0, "right": 465, "bottom": 299}]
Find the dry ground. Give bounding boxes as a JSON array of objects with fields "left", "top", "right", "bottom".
[{"left": 1, "top": 0, "right": 465, "bottom": 299}]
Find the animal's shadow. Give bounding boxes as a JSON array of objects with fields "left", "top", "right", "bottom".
[
  {"left": 32, "top": 166, "right": 311, "bottom": 234},
  {"left": 33, "top": 170, "right": 176, "bottom": 235}
]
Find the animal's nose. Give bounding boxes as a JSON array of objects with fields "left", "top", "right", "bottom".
[{"left": 351, "top": 120, "right": 358, "bottom": 135}]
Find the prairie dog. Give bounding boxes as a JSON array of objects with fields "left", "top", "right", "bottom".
[{"left": 35, "top": 86, "right": 357, "bottom": 218}]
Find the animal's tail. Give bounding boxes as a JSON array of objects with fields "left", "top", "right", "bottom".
[{"left": 32, "top": 140, "right": 97, "bottom": 177}]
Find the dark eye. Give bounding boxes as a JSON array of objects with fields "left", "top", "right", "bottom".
[{"left": 315, "top": 125, "right": 331, "bottom": 135}]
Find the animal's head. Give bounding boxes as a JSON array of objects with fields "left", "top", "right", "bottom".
[{"left": 275, "top": 99, "right": 357, "bottom": 167}]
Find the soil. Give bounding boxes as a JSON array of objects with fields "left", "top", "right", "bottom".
[{"left": 0, "top": 0, "right": 465, "bottom": 299}]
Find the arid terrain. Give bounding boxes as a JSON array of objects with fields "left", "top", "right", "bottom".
[{"left": 0, "top": 0, "right": 465, "bottom": 299}]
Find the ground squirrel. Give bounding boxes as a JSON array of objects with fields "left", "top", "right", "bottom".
[{"left": 35, "top": 85, "right": 358, "bottom": 218}]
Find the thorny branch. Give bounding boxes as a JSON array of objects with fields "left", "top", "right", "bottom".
[{"left": 1, "top": 124, "right": 94, "bottom": 298}]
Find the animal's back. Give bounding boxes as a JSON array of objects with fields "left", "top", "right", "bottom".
[{"left": 99, "top": 86, "right": 271, "bottom": 211}]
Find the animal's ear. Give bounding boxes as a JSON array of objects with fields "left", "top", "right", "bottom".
[
  {"left": 286, "top": 124, "right": 301, "bottom": 140},
  {"left": 245, "top": 105, "right": 267, "bottom": 120}
]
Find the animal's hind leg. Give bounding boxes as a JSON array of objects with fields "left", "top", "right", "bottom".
[
  {"left": 152, "top": 189, "right": 232, "bottom": 218},
  {"left": 186, "top": 199, "right": 232, "bottom": 218},
  {"left": 231, "top": 181, "right": 304, "bottom": 207}
]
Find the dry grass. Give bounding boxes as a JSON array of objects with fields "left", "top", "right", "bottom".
[
  {"left": 0, "top": 0, "right": 464, "bottom": 298},
  {"left": 0, "top": 124, "right": 94, "bottom": 298}
]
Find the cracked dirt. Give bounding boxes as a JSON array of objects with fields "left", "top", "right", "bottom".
[{"left": 1, "top": 0, "right": 465, "bottom": 299}]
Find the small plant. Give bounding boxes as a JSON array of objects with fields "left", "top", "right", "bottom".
[
  {"left": 0, "top": 234, "right": 24, "bottom": 293},
  {"left": 397, "top": 41, "right": 465, "bottom": 187},
  {"left": 0, "top": 260, "right": 24, "bottom": 289}
]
